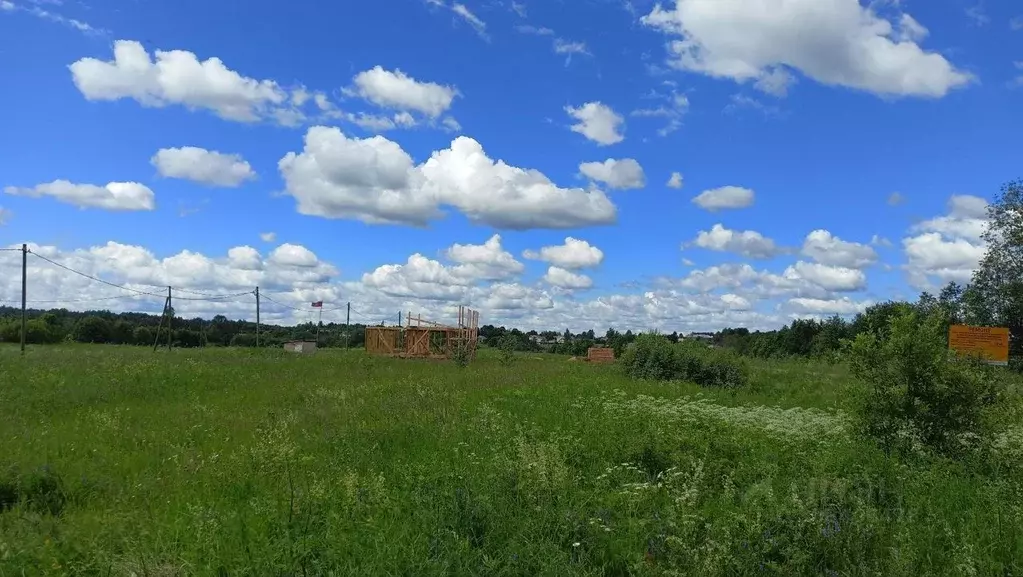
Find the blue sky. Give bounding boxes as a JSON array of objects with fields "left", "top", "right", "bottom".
[{"left": 0, "top": 0, "right": 1019, "bottom": 332}]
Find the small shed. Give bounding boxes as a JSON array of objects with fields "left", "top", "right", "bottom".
[
  {"left": 284, "top": 340, "right": 318, "bottom": 354},
  {"left": 587, "top": 347, "right": 615, "bottom": 363}
]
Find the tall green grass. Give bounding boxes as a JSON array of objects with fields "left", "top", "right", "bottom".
[{"left": 0, "top": 345, "right": 1020, "bottom": 576}]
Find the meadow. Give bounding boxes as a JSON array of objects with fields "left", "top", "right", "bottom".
[{"left": 1, "top": 345, "right": 1021, "bottom": 576}]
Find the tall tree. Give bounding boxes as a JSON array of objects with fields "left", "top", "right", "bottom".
[{"left": 969, "top": 180, "right": 1023, "bottom": 360}]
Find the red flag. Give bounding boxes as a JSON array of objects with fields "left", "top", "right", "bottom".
[{"left": 311, "top": 301, "right": 323, "bottom": 308}]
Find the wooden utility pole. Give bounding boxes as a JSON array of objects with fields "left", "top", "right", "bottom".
[
  {"left": 345, "top": 302, "right": 351, "bottom": 350},
  {"left": 20, "top": 244, "right": 27, "bottom": 355},
  {"left": 166, "top": 286, "right": 172, "bottom": 351},
  {"left": 316, "top": 306, "right": 322, "bottom": 344},
  {"left": 255, "top": 286, "right": 260, "bottom": 347},
  {"left": 153, "top": 291, "right": 171, "bottom": 352}
]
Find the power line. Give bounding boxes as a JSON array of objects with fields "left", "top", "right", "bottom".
[
  {"left": 261, "top": 292, "right": 349, "bottom": 313},
  {"left": 172, "top": 291, "right": 253, "bottom": 302},
  {"left": 24, "top": 294, "right": 160, "bottom": 305},
  {"left": 27, "top": 251, "right": 254, "bottom": 303},
  {"left": 348, "top": 307, "right": 374, "bottom": 322},
  {"left": 170, "top": 286, "right": 228, "bottom": 296},
  {"left": 260, "top": 293, "right": 309, "bottom": 312},
  {"left": 28, "top": 251, "right": 165, "bottom": 297},
  {"left": 154, "top": 286, "right": 255, "bottom": 299},
  {"left": 11, "top": 249, "right": 406, "bottom": 334}
]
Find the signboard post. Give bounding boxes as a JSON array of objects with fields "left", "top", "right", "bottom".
[{"left": 948, "top": 325, "right": 1010, "bottom": 366}]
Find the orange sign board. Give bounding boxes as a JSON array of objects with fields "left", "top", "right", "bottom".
[{"left": 948, "top": 325, "right": 1010, "bottom": 366}]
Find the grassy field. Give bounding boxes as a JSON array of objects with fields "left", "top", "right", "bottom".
[{"left": 1, "top": 345, "right": 1021, "bottom": 576}]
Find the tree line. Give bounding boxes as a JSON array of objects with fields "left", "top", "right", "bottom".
[{"left": 0, "top": 307, "right": 370, "bottom": 349}]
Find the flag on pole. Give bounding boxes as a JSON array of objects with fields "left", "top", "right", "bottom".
[{"left": 311, "top": 301, "right": 323, "bottom": 308}]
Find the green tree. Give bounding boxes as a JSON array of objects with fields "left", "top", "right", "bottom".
[
  {"left": 25, "top": 319, "right": 58, "bottom": 344},
  {"left": 75, "top": 316, "right": 112, "bottom": 343},
  {"left": 132, "top": 326, "right": 155, "bottom": 346},
  {"left": 497, "top": 334, "right": 517, "bottom": 365},
  {"left": 967, "top": 180, "right": 1023, "bottom": 366},
  {"left": 110, "top": 320, "right": 134, "bottom": 344},
  {"left": 849, "top": 308, "right": 1006, "bottom": 458},
  {"left": 852, "top": 301, "right": 915, "bottom": 340},
  {"left": 230, "top": 333, "right": 257, "bottom": 347}
]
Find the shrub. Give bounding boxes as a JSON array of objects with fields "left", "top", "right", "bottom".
[
  {"left": 621, "top": 334, "right": 749, "bottom": 389},
  {"left": 497, "top": 335, "right": 517, "bottom": 366},
  {"left": 451, "top": 340, "right": 472, "bottom": 368},
  {"left": 849, "top": 308, "right": 1006, "bottom": 458},
  {"left": 229, "top": 332, "right": 257, "bottom": 347},
  {"left": 620, "top": 334, "right": 677, "bottom": 380},
  {"left": 694, "top": 348, "right": 751, "bottom": 389}
]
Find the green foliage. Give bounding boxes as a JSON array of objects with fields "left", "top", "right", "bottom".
[
  {"left": 451, "top": 340, "right": 472, "bottom": 368},
  {"left": 718, "top": 316, "right": 856, "bottom": 361},
  {"left": 620, "top": 333, "right": 678, "bottom": 380},
  {"left": 132, "top": 325, "right": 155, "bottom": 346},
  {"left": 74, "top": 315, "right": 112, "bottom": 343},
  {"left": 0, "top": 465, "right": 66, "bottom": 516},
  {"left": 621, "top": 334, "right": 750, "bottom": 389},
  {"left": 229, "top": 332, "right": 257, "bottom": 347},
  {"left": 852, "top": 301, "right": 916, "bottom": 340},
  {"left": 1, "top": 345, "right": 1020, "bottom": 574},
  {"left": 0, "top": 305, "right": 371, "bottom": 349},
  {"left": 849, "top": 308, "right": 1007, "bottom": 458},
  {"left": 968, "top": 179, "right": 1023, "bottom": 367},
  {"left": 497, "top": 334, "right": 517, "bottom": 366}
]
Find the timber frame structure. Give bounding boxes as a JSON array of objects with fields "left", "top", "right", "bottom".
[{"left": 364, "top": 306, "right": 479, "bottom": 361}]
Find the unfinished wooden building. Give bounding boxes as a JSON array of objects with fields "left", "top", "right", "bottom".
[{"left": 365, "top": 306, "right": 479, "bottom": 361}]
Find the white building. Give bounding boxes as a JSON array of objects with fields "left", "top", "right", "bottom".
[{"left": 284, "top": 340, "right": 318, "bottom": 354}]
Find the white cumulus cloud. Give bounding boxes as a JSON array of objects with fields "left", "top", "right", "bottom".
[
  {"left": 911, "top": 194, "right": 989, "bottom": 241},
  {"left": 691, "top": 224, "right": 781, "bottom": 259},
  {"left": 578, "top": 158, "right": 646, "bottom": 190},
  {"left": 362, "top": 253, "right": 473, "bottom": 301},
  {"left": 902, "top": 194, "right": 990, "bottom": 289},
  {"left": 269, "top": 243, "right": 321, "bottom": 268},
  {"left": 783, "top": 261, "right": 866, "bottom": 292},
  {"left": 4, "top": 180, "right": 154, "bottom": 211},
  {"left": 445, "top": 234, "right": 524, "bottom": 280},
  {"left": 543, "top": 266, "right": 593, "bottom": 289},
  {"left": 151, "top": 147, "right": 256, "bottom": 187},
  {"left": 667, "top": 172, "right": 684, "bottom": 189},
  {"left": 69, "top": 40, "right": 320, "bottom": 124},
  {"left": 349, "top": 66, "right": 459, "bottom": 118},
  {"left": 523, "top": 237, "right": 604, "bottom": 269},
  {"left": 692, "top": 186, "right": 755, "bottom": 211},
  {"left": 641, "top": 0, "right": 973, "bottom": 98},
  {"left": 565, "top": 102, "right": 625, "bottom": 145},
  {"left": 801, "top": 230, "right": 877, "bottom": 268},
  {"left": 278, "top": 126, "right": 617, "bottom": 230}
]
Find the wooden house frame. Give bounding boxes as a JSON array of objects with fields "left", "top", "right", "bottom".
[{"left": 365, "top": 305, "right": 479, "bottom": 361}]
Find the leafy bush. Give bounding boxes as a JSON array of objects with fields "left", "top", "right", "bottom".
[
  {"left": 849, "top": 308, "right": 1006, "bottom": 458},
  {"left": 451, "top": 340, "right": 472, "bottom": 368},
  {"left": 497, "top": 335, "right": 517, "bottom": 366},
  {"left": 621, "top": 334, "right": 749, "bottom": 389}
]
